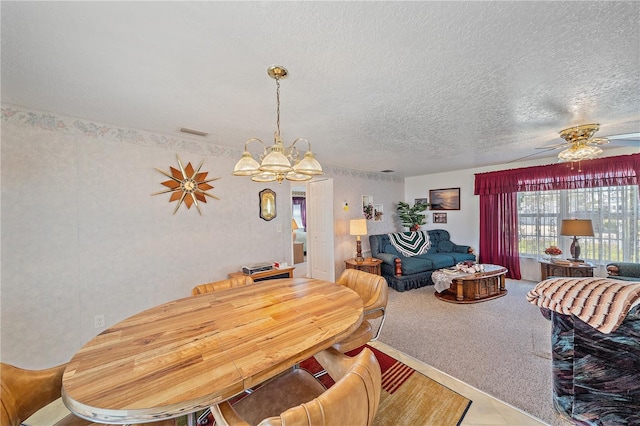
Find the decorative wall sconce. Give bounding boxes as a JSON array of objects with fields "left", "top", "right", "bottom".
[
  {"left": 152, "top": 155, "right": 219, "bottom": 215},
  {"left": 259, "top": 189, "right": 277, "bottom": 221}
]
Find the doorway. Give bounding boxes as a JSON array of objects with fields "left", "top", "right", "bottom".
[
  {"left": 291, "top": 179, "right": 335, "bottom": 281},
  {"left": 291, "top": 185, "right": 307, "bottom": 272}
]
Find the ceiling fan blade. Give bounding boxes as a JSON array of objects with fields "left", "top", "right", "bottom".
[
  {"left": 536, "top": 142, "right": 566, "bottom": 150},
  {"left": 509, "top": 148, "right": 559, "bottom": 163},
  {"left": 605, "top": 132, "right": 640, "bottom": 141},
  {"left": 606, "top": 139, "right": 640, "bottom": 147}
]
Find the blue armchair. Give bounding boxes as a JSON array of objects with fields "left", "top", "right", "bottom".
[{"left": 607, "top": 262, "right": 640, "bottom": 281}]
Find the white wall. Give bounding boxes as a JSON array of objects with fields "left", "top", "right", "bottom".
[
  {"left": 406, "top": 147, "right": 638, "bottom": 281},
  {"left": 0, "top": 105, "right": 403, "bottom": 368},
  {"left": 327, "top": 170, "right": 403, "bottom": 276}
]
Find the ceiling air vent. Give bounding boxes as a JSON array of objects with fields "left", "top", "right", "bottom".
[{"left": 180, "top": 127, "right": 209, "bottom": 137}]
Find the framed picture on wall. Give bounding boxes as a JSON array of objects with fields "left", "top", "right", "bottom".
[
  {"left": 414, "top": 197, "right": 428, "bottom": 206},
  {"left": 362, "top": 195, "right": 374, "bottom": 220},
  {"left": 429, "top": 188, "right": 460, "bottom": 210},
  {"left": 433, "top": 213, "right": 447, "bottom": 224},
  {"left": 373, "top": 204, "right": 384, "bottom": 222}
]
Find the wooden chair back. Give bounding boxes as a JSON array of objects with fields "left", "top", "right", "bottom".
[{"left": 191, "top": 276, "right": 254, "bottom": 296}]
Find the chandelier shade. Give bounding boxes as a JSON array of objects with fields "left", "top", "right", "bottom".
[
  {"left": 232, "top": 151, "right": 262, "bottom": 176},
  {"left": 232, "top": 65, "right": 323, "bottom": 184},
  {"left": 293, "top": 151, "right": 323, "bottom": 175}
]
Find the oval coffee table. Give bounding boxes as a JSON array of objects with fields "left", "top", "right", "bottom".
[{"left": 434, "top": 264, "right": 508, "bottom": 304}]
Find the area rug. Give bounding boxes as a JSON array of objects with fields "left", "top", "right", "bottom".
[
  {"left": 192, "top": 344, "right": 471, "bottom": 426},
  {"left": 303, "top": 345, "right": 472, "bottom": 426}
]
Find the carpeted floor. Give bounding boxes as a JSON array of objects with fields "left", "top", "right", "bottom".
[{"left": 377, "top": 279, "right": 573, "bottom": 426}]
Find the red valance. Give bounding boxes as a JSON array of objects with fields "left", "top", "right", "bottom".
[{"left": 474, "top": 153, "right": 640, "bottom": 195}]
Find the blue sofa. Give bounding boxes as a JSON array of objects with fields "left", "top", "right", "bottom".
[{"left": 369, "top": 229, "right": 475, "bottom": 292}]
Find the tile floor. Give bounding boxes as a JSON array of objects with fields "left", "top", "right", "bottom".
[{"left": 371, "top": 340, "right": 547, "bottom": 425}]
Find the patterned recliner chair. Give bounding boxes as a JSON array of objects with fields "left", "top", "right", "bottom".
[
  {"left": 528, "top": 278, "right": 640, "bottom": 426},
  {"left": 548, "top": 305, "right": 640, "bottom": 425}
]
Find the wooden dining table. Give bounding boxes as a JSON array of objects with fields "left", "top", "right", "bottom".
[{"left": 61, "top": 278, "right": 363, "bottom": 424}]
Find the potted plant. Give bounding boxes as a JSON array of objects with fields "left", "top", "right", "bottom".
[{"left": 397, "top": 201, "right": 430, "bottom": 231}]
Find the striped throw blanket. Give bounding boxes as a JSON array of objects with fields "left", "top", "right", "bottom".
[
  {"left": 388, "top": 231, "right": 431, "bottom": 257},
  {"left": 526, "top": 277, "right": 640, "bottom": 333}
]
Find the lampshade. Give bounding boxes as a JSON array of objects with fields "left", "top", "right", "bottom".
[
  {"left": 293, "top": 151, "right": 323, "bottom": 175},
  {"left": 560, "top": 219, "right": 594, "bottom": 237},
  {"left": 250, "top": 172, "right": 278, "bottom": 182},
  {"left": 349, "top": 218, "right": 368, "bottom": 236},
  {"left": 292, "top": 219, "right": 299, "bottom": 230},
  {"left": 557, "top": 145, "right": 603, "bottom": 162},
  {"left": 260, "top": 144, "right": 293, "bottom": 173},
  {"left": 232, "top": 151, "right": 261, "bottom": 176}
]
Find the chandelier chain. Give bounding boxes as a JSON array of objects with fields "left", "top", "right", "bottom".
[{"left": 275, "top": 77, "right": 281, "bottom": 137}]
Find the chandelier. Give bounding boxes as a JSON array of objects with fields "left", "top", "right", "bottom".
[
  {"left": 557, "top": 123, "right": 608, "bottom": 167},
  {"left": 232, "top": 65, "right": 323, "bottom": 183}
]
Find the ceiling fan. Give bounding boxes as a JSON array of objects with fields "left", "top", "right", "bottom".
[{"left": 511, "top": 123, "right": 639, "bottom": 163}]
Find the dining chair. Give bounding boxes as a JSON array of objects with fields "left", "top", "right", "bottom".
[
  {"left": 210, "top": 347, "right": 381, "bottom": 426},
  {"left": 1, "top": 362, "right": 176, "bottom": 426},
  {"left": 333, "top": 269, "right": 389, "bottom": 350},
  {"left": 191, "top": 276, "right": 254, "bottom": 296}
]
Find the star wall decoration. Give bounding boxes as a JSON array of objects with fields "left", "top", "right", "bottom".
[{"left": 152, "top": 155, "right": 220, "bottom": 215}]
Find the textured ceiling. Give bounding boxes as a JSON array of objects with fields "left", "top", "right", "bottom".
[{"left": 2, "top": 1, "right": 639, "bottom": 177}]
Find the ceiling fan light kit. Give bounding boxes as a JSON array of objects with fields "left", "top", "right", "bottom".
[
  {"left": 232, "top": 65, "right": 323, "bottom": 184},
  {"left": 556, "top": 123, "right": 610, "bottom": 170}
]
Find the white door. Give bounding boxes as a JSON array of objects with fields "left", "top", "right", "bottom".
[{"left": 307, "top": 179, "right": 335, "bottom": 281}]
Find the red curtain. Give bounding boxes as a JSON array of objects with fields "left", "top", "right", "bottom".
[
  {"left": 479, "top": 192, "right": 521, "bottom": 279},
  {"left": 474, "top": 153, "right": 640, "bottom": 280},
  {"left": 475, "top": 153, "right": 640, "bottom": 195}
]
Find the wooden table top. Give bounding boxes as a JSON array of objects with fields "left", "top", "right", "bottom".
[{"left": 61, "top": 278, "right": 363, "bottom": 424}]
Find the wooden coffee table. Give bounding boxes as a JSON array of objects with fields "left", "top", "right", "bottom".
[{"left": 434, "top": 264, "right": 508, "bottom": 304}]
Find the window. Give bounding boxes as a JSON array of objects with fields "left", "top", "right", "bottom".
[
  {"left": 292, "top": 204, "right": 304, "bottom": 231},
  {"left": 518, "top": 185, "right": 640, "bottom": 263}
]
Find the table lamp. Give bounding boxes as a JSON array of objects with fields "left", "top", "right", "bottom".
[
  {"left": 292, "top": 218, "right": 299, "bottom": 243},
  {"left": 560, "top": 219, "right": 594, "bottom": 262},
  {"left": 349, "top": 218, "right": 368, "bottom": 263}
]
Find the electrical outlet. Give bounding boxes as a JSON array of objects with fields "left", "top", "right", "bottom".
[{"left": 94, "top": 314, "right": 105, "bottom": 328}]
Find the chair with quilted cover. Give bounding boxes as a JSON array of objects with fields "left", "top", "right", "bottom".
[
  {"left": 1, "top": 363, "right": 176, "bottom": 426},
  {"left": 210, "top": 347, "right": 381, "bottom": 426},
  {"left": 191, "top": 276, "right": 255, "bottom": 296}
]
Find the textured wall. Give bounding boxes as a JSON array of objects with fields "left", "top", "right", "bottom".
[{"left": 0, "top": 106, "right": 403, "bottom": 368}]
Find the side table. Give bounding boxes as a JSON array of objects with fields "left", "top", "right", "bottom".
[
  {"left": 345, "top": 258, "right": 382, "bottom": 276},
  {"left": 228, "top": 266, "right": 295, "bottom": 282},
  {"left": 539, "top": 259, "right": 594, "bottom": 280}
]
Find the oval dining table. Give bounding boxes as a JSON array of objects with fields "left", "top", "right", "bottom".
[{"left": 62, "top": 277, "right": 363, "bottom": 424}]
